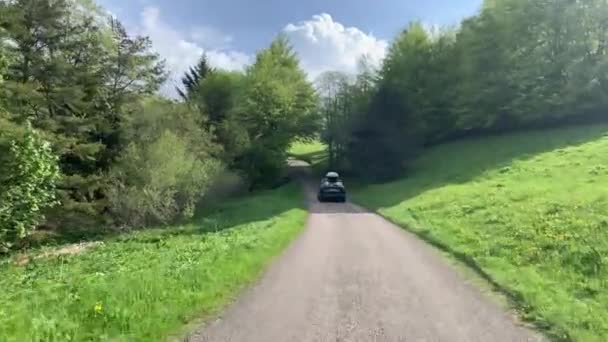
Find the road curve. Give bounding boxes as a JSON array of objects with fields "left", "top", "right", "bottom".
[{"left": 187, "top": 163, "right": 544, "bottom": 342}]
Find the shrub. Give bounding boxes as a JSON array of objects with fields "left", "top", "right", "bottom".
[
  {"left": 198, "top": 170, "right": 247, "bottom": 209},
  {"left": 235, "top": 144, "right": 288, "bottom": 190},
  {"left": 108, "top": 130, "right": 223, "bottom": 228},
  {"left": 0, "top": 123, "right": 60, "bottom": 251}
]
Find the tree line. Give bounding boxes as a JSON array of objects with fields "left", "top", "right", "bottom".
[
  {"left": 3, "top": 0, "right": 607, "bottom": 250},
  {"left": 319, "top": 0, "right": 608, "bottom": 180},
  {"left": 0, "top": 0, "right": 318, "bottom": 250}
]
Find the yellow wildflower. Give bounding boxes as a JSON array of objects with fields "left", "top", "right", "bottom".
[{"left": 94, "top": 302, "right": 103, "bottom": 314}]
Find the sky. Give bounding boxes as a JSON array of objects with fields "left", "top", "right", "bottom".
[{"left": 97, "top": 0, "right": 483, "bottom": 96}]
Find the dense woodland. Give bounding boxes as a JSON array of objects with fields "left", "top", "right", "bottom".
[
  {"left": 319, "top": 0, "right": 608, "bottom": 179},
  {"left": 2, "top": 0, "right": 608, "bottom": 250},
  {"left": 0, "top": 0, "right": 318, "bottom": 250}
]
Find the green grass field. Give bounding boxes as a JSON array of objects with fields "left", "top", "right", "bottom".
[
  {"left": 0, "top": 185, "right": 306, "bottom": 342},
  {"left": 288, "top": 140, "right": 328, "bottom": 172},
  {"left": 353, "top": 124, "right": 608, "bottom": 341}
]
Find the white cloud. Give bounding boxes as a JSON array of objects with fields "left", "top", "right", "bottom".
[
  {"left": 283, "top": 13, "right": 388, "bottom": 80},
  {"left": 131, "top": 9, "right": 387, "bottom": 97},
  {"left": 137, "top": 7, "right": 251, "bottom": 97},
  {"left": 190, "top": 26, "right": 233, "bottom": 49}
]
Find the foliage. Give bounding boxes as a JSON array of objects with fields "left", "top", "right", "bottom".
[
  {"left": 108, "top": 131, "right": 222, "bottom": 228},
  {"left": 327, "top": 1, "right": 608, "bottom": 178},
  {"left": 288, "top": 140, "right": 326, "bottom": 162},
  {"left": 194, "top": 70, "right": 246, "bottom": 162},
  {"left": 176, "top": 54, "right": 213, "bottom": 101},
  {"left": 232, "top": 36, "right": 319, "bottom": 187},
  {"left": 349, "top": 83, "right": 421, "bottom": 180},
  {"left": 0, "top": 184, "right": 306, "bottom": 341},
  {"left": 353, "top": 124, "right": 608, "bottom": 341},
  {"left": 174, "top": 39, "right": 319, "bottom": 189},
  {"left": 0, "top": 0, "right": 165, "bottom": 232},
  {"left": 118, "top": 97, "right": 221, "bottom": 158},
  {"left": 197, "top": 70, "right": 244, "bottom": 128},
  {"left": 288, "top": 140, "right": 329, "bottom": 174},
  {"left": 0, "top": 123, "right": 60, "bottom": 251},
  {"left": 315, "top": 59, "right": 381, "bottom": 176},
  {"left": 315, "top": 71, "right": 353, "bottom": 169},
  {"left": 104, "top": 18, "right": 167, "bottom": 123},
  {"left": 108, "top": 99, "right": 223, "bottom": 228},
  {"left": 0, "top": 42, "right": 7, "bottom": 85},
  {"left": 1, "top": 0, "right": 321, "bottom": 236}
]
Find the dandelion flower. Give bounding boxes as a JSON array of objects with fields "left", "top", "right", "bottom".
[{"left": 94, "top": 302, "right": 103, "bottom": 314}]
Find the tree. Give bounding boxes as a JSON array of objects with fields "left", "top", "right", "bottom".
[
  {"left": 233, "top": 36, "right": 319, "bottom": 187},
  {"left": 0, "top": 26, "right": 10, "bottom": 110},
  {"left": 108, "top": 99, "right": 223, "bottom": 228},
  {"left": 0, "top": 0, "right": 167, "bottom": 230},
  {"left": 196, "top": 70, "right": 247, "bottom": 163},
  {"left": 315, "top": 71, "right": 350, "bottom": 167},
  {"left": 0, "top": 39, "right": 7, "bottom": 85},
  {"left": 347, "top": 83, "right": 420, "bottom": 180},
  {"left": 334, "top": 0, "right": 608, "bottom": 179},
  {"left": 104, "top": 18, "right": 167, "bottom": 130},
  {"left": 345, "top": 23, "right": 431, "bottom": 179},
  {"left": 0, "top": 123, "right": 60, "bottom": 251},
  {"left": 197, "top": 70, "right": 243, "bottom": 126},
  {"left": 176, "top": 54, "right": 213, "bottom": 101}
]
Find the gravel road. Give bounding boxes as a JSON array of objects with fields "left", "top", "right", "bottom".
[{"left": 187, "top": 162, "right": 544, "bottom": 342}]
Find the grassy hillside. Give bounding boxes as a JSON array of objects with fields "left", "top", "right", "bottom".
[
  {"left": 0, "top": 185, "right": 306, "bottom": 342},
  {"left": 353, "top": 124, "right": 608, "bottom": 341},
  {"left": 288, "top": 140, "right": 328, "bottom": 172}
]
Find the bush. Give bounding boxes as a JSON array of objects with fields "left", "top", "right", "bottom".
[
  {"left": 108, "top": 130, "right": 223, "bottom": 228},
  {"left": 106, "top": 98, "right": 225, "bottom": 228},
  {"left": 198, "top": 170, "right": 247, "bottom": 209},
  {"left": 235, "top": 144, "right": 288, "bottom": 190},
  {"left": 0, "top": 44, "right": 8, "bottom": 85},
  {"left": 0, "top": 123, "right": 60, "bottom": 251}
]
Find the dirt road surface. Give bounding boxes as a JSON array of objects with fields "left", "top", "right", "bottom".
[{"left": 187, "top": 162, "right": 544, "bottom": 342}]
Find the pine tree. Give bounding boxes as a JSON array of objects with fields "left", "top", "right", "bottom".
[
  {"left": 176, "top": 54, "right": 213, "bottom": 101},
  {"left": 0, "top": 0, "right": 166, "bottom": 229}
]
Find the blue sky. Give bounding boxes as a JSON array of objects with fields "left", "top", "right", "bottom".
[{"left": 97, "top": 0, "right": 482, "bottom": 95}]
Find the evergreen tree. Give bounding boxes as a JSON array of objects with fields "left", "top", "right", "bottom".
[
  {"left": 176, "top": 54, "right": 213, "bottom": 101},
  {"left": 0, "top": 0, "right": 166, "bottom": 229}
]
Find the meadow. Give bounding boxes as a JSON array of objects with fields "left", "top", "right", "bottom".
[
  {"left": 0, "top": 185, "right": 306, "bottom": 342},
  {"left": 353, "top": 124, "right": 608, "bottom": 341},
  {"left": 288, "top": 140, "right": 328, "bottom": 173}
]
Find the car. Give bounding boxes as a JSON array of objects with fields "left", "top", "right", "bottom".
[{"left": 317, "top": 171, "right": 346, "bottom": 202}]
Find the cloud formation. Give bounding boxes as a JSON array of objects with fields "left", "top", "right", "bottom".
[
  {"left": 132, "top": 9, "right": 388, "bottom": 97},
  {"left": 138, "top": 7, "right": 250, "bottom": 97},
  {"left": 283, "top": 13, "right": 388, "bottom": 79},
  {"left": 189, "top": 26, "right": 234, "bottom": 49}
]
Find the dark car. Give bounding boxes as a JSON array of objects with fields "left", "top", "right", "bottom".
[{"left": 317, "top": 171, "right": 346, "bottom": 202}]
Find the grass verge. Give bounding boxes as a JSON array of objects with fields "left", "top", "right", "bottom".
[
  {"left": 0, "top": 184, "right": 307, "bottom": 342},
  {"left": 352, "top": 124, "right": 608, "bottom": 341}
]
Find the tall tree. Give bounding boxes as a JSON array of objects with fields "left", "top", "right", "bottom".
[
  {"left": 99, "top": 17, "right": 166, "bottom": 165},
  {"left": 315, "top": 70, "right": 350, "bottom": 167},
  {"left": 233, "top": 35, "right": 319, "bottom": 187},
  {"left": 334, "top": 0, "right": 608, "bottom": 179},
  {"left": 104, "top": 18, "right": 166, "bottom": 126},
  {"left": 176, "top": 54, "right": 213, "bottom": 101},
  {"left": 345, "top": 23, "right": 431, "bottom": 179},
  {"left": 197, "top": 70, "right": 243, "bottom": 126},
  {"left": 0, "top": 0, "right": 166, "bottom": 229}
]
